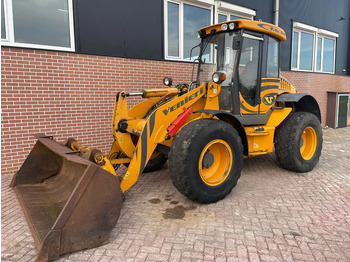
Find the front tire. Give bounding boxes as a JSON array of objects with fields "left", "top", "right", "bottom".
[
  {"left": 143, "top": 153, "right": 167, "bottom": 173},
  {"left": 275, "top": 112, "right": 322, "bottom": 172},
  {"left": 168, "top": 119, "right": 243, "bottom": 203}
]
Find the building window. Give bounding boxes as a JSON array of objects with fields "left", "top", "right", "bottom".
[
  {"left": 291, "top": 22, "right": 337, "bottom": 73},
  {"left": 316, "top": 37, "right": 335, "bottom": 73},
  {"left": 1, "top": 0, "right": 75, "bottom": 51},
  {"left": 164, "top": 0, "right": 255, "bottom": 61},
  {"left": 1, "top": 0, "right": 7, "bottom": 40},
  {"left": 215, "top": 1, "right": 255, "bottom": 23},
  {"left": 167, "top": 2, "right": 180, "bottom": 57},
  {"left": 296, "top": 31, "right": 314, "bottom": 71},
  {"left": 218, "top": 14, "right": 227, "bottom": 23},
  {"left": 164, "top": 0, "right": 212, "bottom": 61},
  {"left": 218, "top": 14, "right": 251, "bottom": 23},
  {"left": 183, "top": 4, "right": 211, "bottom": 60}
]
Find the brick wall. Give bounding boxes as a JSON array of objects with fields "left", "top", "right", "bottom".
[
  {"left": 1, "top": 47, "right": 195, "bottom": 174},
  {"left": 1, "top": 47, "right": 350, "bottom": 174},
  {"left": 281, "top": 71, "right": 350, "bottom": 127}
]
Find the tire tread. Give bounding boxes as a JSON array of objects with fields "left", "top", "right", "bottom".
[
  {"left": 275, "top": 112, "right": 322, "bottom": 172},
  {"left": 168, "top": 119, "right": 243, "bottom": 203}
]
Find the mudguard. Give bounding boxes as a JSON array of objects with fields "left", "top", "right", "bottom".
[
  {"left": 195, "top": 109, "right": 248, "bottom": 156},
  {"left": 276, "top": 93, "right": 321, "bottom": 122}
]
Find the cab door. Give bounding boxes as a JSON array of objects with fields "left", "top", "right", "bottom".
[
  {"left": 259, "top": 36, "right": 280, "bottom": 114},
  {"left": 237, "top": 33, "right": 280, "bottom": 120},
  {"left": 237, "top": 33, "right": 263, "bottom": 115}
]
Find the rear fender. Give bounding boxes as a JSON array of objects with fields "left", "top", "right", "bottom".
[{"left": 276, "top": 93, "right": 321, "bottom": 123}]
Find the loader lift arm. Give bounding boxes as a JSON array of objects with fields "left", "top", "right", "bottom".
[{"left": 112, "top": 85, "right": 206, "bottom": 192}]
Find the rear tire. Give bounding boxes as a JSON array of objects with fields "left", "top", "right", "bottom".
[
  {"left": 168, "top": 119, "right": 243, "bottom": 203},
  {"left": 275, "top": 112, "right": 322, "bottom": 172}
]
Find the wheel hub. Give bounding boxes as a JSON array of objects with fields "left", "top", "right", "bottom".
[
  {"left": 300, "top": 126, "right": 317, "bottom": 160},
  {"left": 202, "top": 152, "right": 214, "bottom": 168},
  {"left": 198, "top": 139, "right": 233, "bottom": 186}
]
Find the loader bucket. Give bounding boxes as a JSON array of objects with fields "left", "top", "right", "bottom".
[{"left": 10, "top": 135, "right": 122, "bottom": 262}]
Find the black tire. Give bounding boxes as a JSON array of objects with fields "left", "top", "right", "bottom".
[
  {"left": 121, "top": 134, "right": 168, "bottom": 173},
  {"left": 108, "top": 151, "right": 123, "bottom": 171},
  {"left": 122, "top": 152, "right": 167, "bottom": 173},
  {"left": 275, "top": 112, "right": 322, "bottom": 172},
  {"left": 142, "top": 153, "right": 167, "bottom": 173},
  {"left": 168, "top": 119, "right": 243, "bottom": 204}
]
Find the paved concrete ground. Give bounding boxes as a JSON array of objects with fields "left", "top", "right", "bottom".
[{"left": 2, "top": 127, "right": 350, "bottom": 262}]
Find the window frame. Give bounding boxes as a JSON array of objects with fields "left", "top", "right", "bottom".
[
  {"left": 315, "top": 36, "right": 336, "bottom": 73},
  {"left": 215, "top": 1, "right": 255, "bottom": 23},
  {"left": 216, "top": 12, "right": 253, "bottom": 24},
  {"left": 1, "top": 0, "right": 75, "bottom": 52},
  {"left": 291, "top": 22, "right": 337, "bottom": 74},
  {"left": 315, "top": 36, "right": 323, "bottom": 72},
  {"left": 164, "top": 0, "right": 213, "bottom": 61},
  {"left": 291, "top": 29, "right": 315, "bottom": 72}
]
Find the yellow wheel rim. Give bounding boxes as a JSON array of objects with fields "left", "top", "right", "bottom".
[
  {"left": 198, "top": 139, "right": 233, "bottom": 186},
  {"left": 300, "top": 126, "right": 317, "bottom": 160}
]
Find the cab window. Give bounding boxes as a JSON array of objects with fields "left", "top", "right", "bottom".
[
  {"left": 238, "top": 37, "right": 260, "bottom": 106},
  {"left": 266, "top": 37, "right": 279, "bottom": 77}
]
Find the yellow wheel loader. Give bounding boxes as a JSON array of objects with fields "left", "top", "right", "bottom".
[{"left": 11, "top": 20, "right": 322, "bottom": 261}]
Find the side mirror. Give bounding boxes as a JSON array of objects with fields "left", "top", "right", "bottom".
[{"left": 232, "top": 35, "right": 243, "bottom": 50}]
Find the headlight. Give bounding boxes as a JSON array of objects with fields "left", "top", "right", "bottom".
[
  {"left": 221, "top": 23, "right": 228, "bottom": 31},
  {"left": 212, "top": 72, "right": 226, "bottom": 84},
  {"left": 228, "top": 22, "right": 236, "bottom": 30},
  {"left": 163, "top": 77, "right": 172, "bottom": 86}
]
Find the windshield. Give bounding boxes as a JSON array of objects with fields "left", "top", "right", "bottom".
[{"left": 197, "top": 31, "right": 239, "bottom": 86}]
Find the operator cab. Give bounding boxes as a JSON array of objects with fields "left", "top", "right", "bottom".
[{"left": 196, "top": 20, "right": 285, "bottom": 125}]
